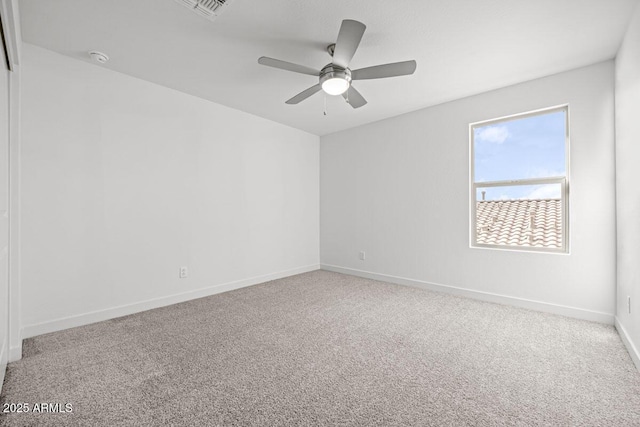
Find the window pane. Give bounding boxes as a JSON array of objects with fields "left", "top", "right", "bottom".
[
  {"left": 474, "top": 110, "right": 566, "bottom": 182},
  {"left": 475, "top": 183, "right": 563, "bottom": 249}
]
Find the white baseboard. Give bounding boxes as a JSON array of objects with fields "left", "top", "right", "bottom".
[
  {"left": 9, "top": 342, "right": 21, "bottom": 362},
  {"left": 321, "top": 264, "right": 614, "bottom": 324},
  {"left": 0, "top": 337, "right": 6, "bottom": 395},
  {"left": 615, "top": 317, "right": 640, "bottom": 372},
  {"left": 21, "top": 264, "right": 320, "bottom": 340}
]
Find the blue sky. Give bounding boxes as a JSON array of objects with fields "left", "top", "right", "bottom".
[{"left": 474, "top": 110, "right": 566, "bottom": 200}]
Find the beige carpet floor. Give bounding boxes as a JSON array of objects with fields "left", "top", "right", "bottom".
[{"left": 1, "top": 270, "right": 640, "bottom": 426}]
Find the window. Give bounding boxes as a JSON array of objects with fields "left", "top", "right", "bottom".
[{"left": 470, "top": 105, "right": 569, "bottom": 253}]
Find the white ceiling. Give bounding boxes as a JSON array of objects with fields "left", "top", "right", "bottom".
[{"left": 18, "top": 0, "right": 639, "bottom": 136}]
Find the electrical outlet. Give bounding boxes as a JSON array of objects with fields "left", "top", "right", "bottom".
[
  {"left": 629, "top": 296, "right": 632, "bottom": 314},
  {"left": 179, "top": 266, "right": 188, "bottom": 279},
  {"left": 359, "top": 251, "right": 366, "bottom": 261}
]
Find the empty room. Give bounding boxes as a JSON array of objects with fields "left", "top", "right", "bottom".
[{"left": 1, "top": 0, "right": 640, "bottom": 425}]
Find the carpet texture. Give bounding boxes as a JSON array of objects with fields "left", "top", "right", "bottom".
[{"left": 1, "top": 270, "right": 639, "bottom": 426}]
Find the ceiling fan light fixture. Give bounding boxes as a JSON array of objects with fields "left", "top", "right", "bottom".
[
  {"left": 319, "top": 64, "right": 352, "bottom": 96},
  {"left": 257, "top": 19, "right": 416, "bottom": 109},
  {"left": 322, "top": 77, "right": 350, "bottom": 95}
]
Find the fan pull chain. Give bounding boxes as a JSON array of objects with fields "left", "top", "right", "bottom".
[
  {"left": 324, "top": 93, "right": 327, "bottom": 116},
  {"left": 345, "top": 89, "right": 349, "bottom": 105}
]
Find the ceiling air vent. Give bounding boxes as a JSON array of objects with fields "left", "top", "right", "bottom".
[{"left": 174, "top": 0, "right": 234, "bottom": 21}]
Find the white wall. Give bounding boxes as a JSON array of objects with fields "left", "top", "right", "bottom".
[
  {"left": 19, "top": 43, "right": 319, "bottom": 337},
  {"left": 321, "top": 61, "right": 616, "bottom": 323},
  {"left": 615, "top": 3, "right": 640, "bottom": 369},
  {"left": 0, "top": 25, "right": 10, "bottom": 388}
]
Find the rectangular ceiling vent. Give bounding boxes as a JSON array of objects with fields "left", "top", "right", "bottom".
[{"left": 174, "top": 0, "right": 234, "bottom": 21}]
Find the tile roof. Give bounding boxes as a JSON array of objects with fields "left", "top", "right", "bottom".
[{"left": 476, "top": 199, "right": 562, "bottom": 249}]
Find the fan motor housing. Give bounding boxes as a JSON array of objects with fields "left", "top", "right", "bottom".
[{"left": 319, "top": 64, "right": 352, "bottom": 86}]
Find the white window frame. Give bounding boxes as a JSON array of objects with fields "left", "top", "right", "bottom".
[{"left": 469, "top": 105, "right": 570, "bottom": 254}]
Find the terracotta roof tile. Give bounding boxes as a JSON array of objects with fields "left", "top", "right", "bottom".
[{"left": 476, "top": 199, "right": 562, "bottom": 249}]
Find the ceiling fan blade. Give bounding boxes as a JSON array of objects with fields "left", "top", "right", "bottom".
[
  {"left": 286, "top": 84, "right": 322, "bottom": 104},
  {"left": 258, "top": 57, "right": 320, "bottom": 76},
  {"left": 351, "top": 60, "right": 417, "bottom": 80},
  {"left": 342, "top": 86, "right": 367, "bottom": 109},
  {"left": 332, "top": 19, "right": 366, "bottom": 69}
]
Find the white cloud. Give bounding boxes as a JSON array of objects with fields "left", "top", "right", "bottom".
[
  {"left": 476, "top": 126, "right": 510, "bottom": 144},
  {"left": 525, "top": 184, "right": 561, "bottom": 200}
]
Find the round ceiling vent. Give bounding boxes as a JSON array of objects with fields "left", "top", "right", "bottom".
[{"left": 88, "top": 51, "right": 109, "bottom": 64}]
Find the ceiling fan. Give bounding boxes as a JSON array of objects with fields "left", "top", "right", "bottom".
[{"left": 257, "top": 19, "right": 417, "bottom": 109}]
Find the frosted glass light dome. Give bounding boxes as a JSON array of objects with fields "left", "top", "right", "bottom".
[{"left": 321, "top": 77, "right": 350, "bottom": 95}]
